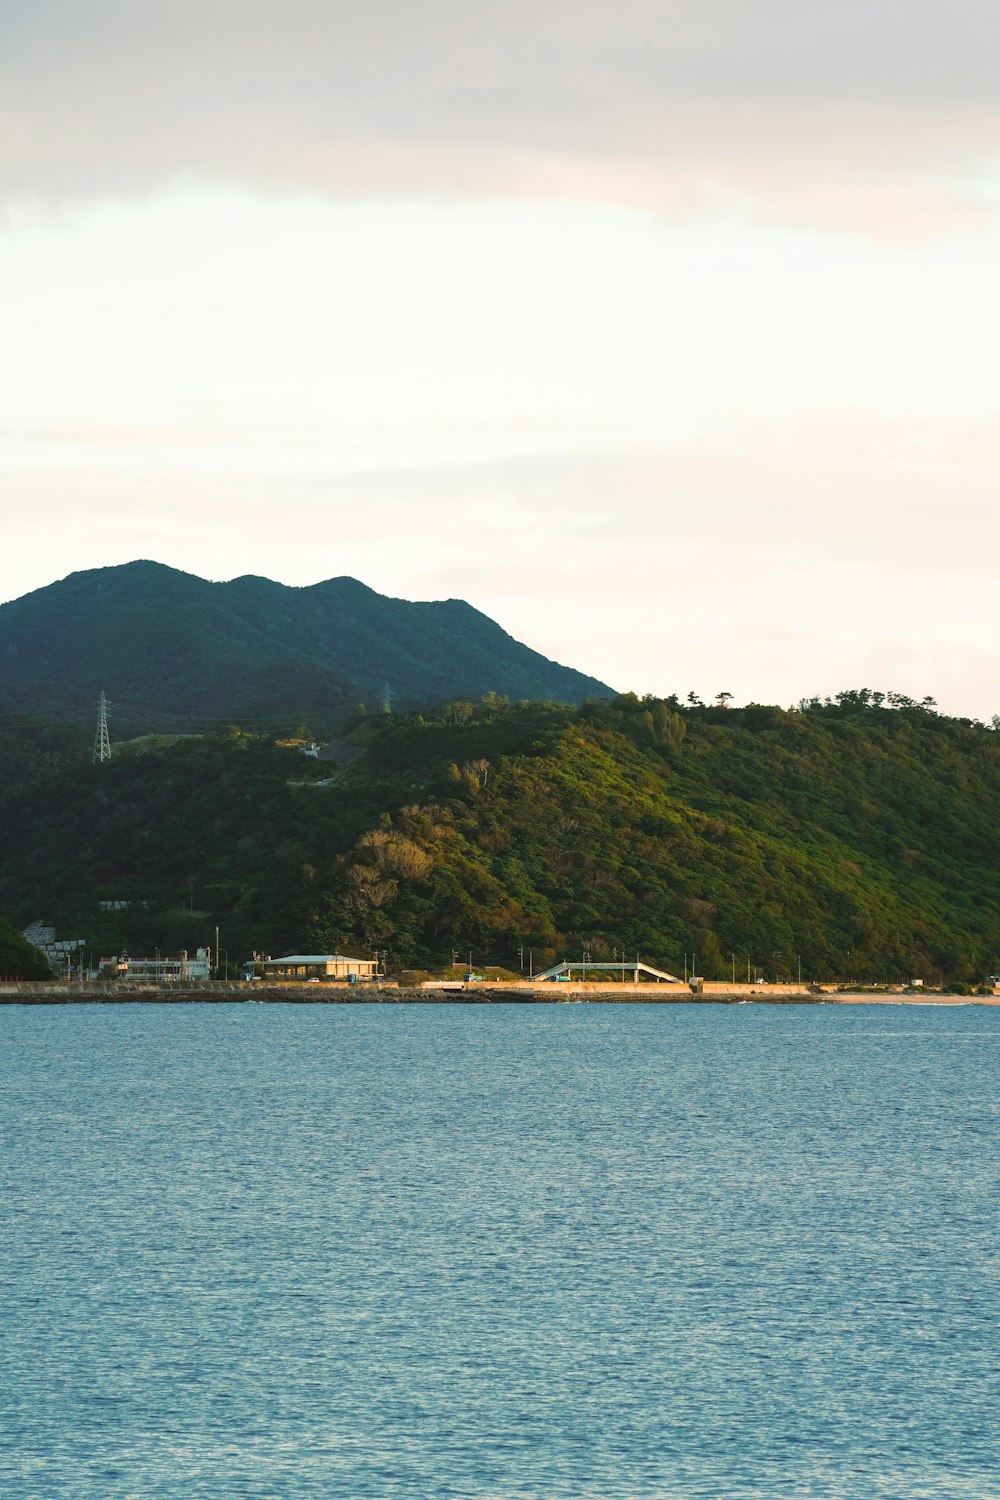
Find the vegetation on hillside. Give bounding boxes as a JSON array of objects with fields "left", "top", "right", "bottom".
[
  {"left": 0, "top": 915, "right": 50, "bottom": 979},
  {"left": 2, "top": 688, "right": 1000, "bottom": 985}
]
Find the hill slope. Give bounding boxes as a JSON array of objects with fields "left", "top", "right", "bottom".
[
  {"left": 2, "top": 691, "right": 999, "bottom": 985},
  {"left": 0, "top": 562, "right": 612, "bottom": 732}
]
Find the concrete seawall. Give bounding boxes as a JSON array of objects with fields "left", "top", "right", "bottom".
[{"left": 4, "top": 981, "right": 994, "bottom": 1006}]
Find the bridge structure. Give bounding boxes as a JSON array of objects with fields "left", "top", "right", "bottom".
[{"left": 533, "top": 960, "right": 682, "bottom": 984}]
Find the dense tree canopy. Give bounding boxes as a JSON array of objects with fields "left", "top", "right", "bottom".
[{"left": 0, "top": 914, "right": 50, "bottom": 979}]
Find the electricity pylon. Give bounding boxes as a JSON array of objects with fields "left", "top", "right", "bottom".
[{"left": 92, "top": 691, "right": 111, "bottom": 763}]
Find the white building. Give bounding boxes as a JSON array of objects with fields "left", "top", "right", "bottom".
[{"left": 110, "top": 949, "right": 212, "bottom": 981}]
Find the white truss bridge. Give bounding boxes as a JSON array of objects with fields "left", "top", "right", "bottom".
[{"left": 533, "top": 960, "right": 681, "bottom": 983}]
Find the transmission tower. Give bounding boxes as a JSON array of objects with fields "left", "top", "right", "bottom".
[
  {"left": 381, "top": 681, "right": 392, "bottom": 714},
  {"left": 92, "top": 691, "right": 112, "bottom": 763}
]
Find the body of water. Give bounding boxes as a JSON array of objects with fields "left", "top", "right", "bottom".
[{"left": 1, "top": 1001, "right": 997, "bottom": 1498}]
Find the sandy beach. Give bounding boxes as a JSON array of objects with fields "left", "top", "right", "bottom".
[{"left": 829, "top": 991, "right": 1000, "bottom": 1006}]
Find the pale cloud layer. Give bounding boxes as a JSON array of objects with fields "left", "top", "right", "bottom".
[
  {"left": 2, "top": 4, "right": 1000, "bottom": 718},
  {"left": 3, "top": 1, "right": 1000, "bottom": 228}
]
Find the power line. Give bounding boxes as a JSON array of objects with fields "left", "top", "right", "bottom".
[{"left": 0, "top": 689, "right": 366, "bottom": 740}]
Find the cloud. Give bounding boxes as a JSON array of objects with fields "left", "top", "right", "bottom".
[
  {"left": 3, "top": 8, "right": 999, "bottom": 718},
  {"left": 5, "top": 189, "right": 999, "bottom": 491},
  {"left": 3, "top": 1, "right": 1000, "bottom": 230}
]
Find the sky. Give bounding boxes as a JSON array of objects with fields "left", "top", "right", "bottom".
[{"left": 2, "top": 0, "right": 1000, "bottom": 716}]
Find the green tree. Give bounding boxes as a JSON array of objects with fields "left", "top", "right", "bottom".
[{"left": 0, "top": 916, "right": 50, "bottom": 979}]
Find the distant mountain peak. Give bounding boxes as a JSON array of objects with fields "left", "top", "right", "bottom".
[{"left": 0, "top": 561, "right": 613, "bottom": 732}]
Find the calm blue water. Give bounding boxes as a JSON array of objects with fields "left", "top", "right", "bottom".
[{"left": 1, "top": 1002, "right": 998, "bottom": 1499}]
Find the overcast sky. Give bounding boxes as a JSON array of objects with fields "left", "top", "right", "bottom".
[{"left": 3, "top": 0, "right": 1000, "bottom": 715}]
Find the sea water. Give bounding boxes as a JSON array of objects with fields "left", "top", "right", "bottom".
[{"left": 1, "top": 1001, "right": 997, "bottom": 1499}]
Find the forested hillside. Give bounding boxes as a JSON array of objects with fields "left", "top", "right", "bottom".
[{"left": 3, "top": 689, "right": 999, "bottom": 984}]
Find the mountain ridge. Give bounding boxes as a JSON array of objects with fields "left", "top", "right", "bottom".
[{"left": 0, "top": 561, "right": 613, "bottom": 731}]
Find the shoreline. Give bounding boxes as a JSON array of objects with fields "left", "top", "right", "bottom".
[{"left": 1, "top": 984, "right": 998, "bottom": 1007}]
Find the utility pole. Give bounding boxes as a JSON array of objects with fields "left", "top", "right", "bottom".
[{"left": 92, "top": 691, "right": 112, "bottom": 763}]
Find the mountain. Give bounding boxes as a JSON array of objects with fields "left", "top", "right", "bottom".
[
  {"left": 2, "top": 691, "right": 999, "bottom": 986},
  {"left": 0, "top": 561, "right": 612, "bottom": 733}
]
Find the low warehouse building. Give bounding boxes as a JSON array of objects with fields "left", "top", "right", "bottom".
[{"left": 260, "top": 953, "right": 378, "bottom": 981}]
